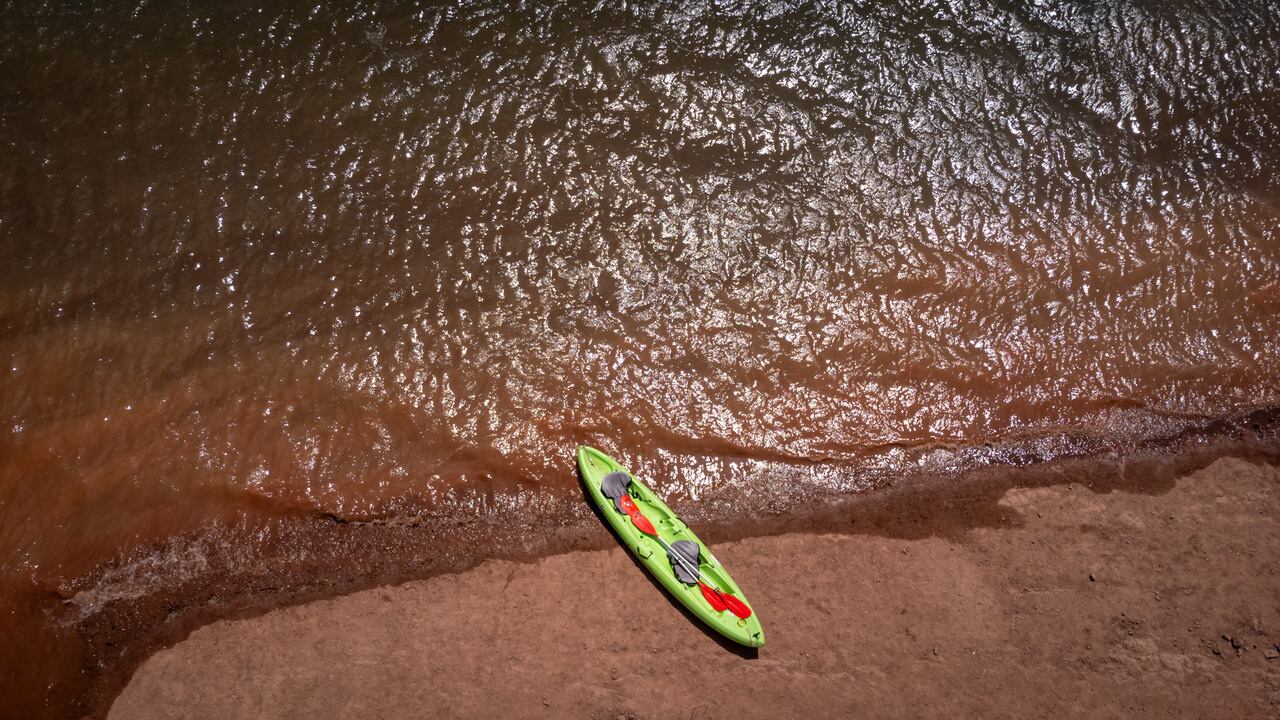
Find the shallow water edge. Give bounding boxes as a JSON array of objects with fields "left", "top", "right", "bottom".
[{"left": 16, "top": 406, "right": 1272, "bottom": 720}]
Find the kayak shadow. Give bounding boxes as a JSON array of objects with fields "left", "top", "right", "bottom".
[{"left": 575, "top": 469, "right": 760, "bottom": 660}]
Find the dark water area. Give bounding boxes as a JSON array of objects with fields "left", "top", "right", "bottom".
[{"left": 2, "top": 0, "right": 1279, "bottom": 716}]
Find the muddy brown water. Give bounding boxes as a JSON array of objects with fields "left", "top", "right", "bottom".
[{"left": 2, "top": 0, "right": 1279, "bottom": 717}]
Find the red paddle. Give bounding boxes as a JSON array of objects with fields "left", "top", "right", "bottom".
[
  {"left": 698, "top": 577, "right": 751, "bottom": 619},
  {"left": 619, "top": 494, "right": 752, "bottom": 619},
  {"left": 699, "top": 582, "right": 728, "bottom": 612},
  {"left": 619, "top": 494, "right": 656, "bottom": 535}
]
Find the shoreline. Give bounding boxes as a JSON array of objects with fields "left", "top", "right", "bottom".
[
  {"left": 18, "top": 408, "right": 1280, "bottom": 719},
  {"left": 6, "top": 2, "right": 1280, "bottom": 716},
  {"left": 109, "top": 452, "right": 1280, "bottom": 718}
]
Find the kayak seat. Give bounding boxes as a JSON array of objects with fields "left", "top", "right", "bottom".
[
  {"left": 599, "top": 472, "right": 632, "bottom": 514},
  {"left": 668, "top": 539, "right": 701, "bottom": 585}
]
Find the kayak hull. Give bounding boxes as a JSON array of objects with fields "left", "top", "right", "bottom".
[{"left": 577, "top": 445, "right": 765, "bottom": 648}]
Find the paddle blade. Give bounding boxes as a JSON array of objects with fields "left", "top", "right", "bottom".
[
  {"left": 619, "top": 494, "right": 638, "bottom": 514},
  {"left": 721, "top": 591, "right": 752, "bottom": 619},
  {"left": 699, "top": 582, "right": 727, "bottom": 612},
  {"left": 629, "top": 508, "right": 656, "bottom": 536}
]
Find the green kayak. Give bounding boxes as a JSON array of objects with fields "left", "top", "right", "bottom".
[{"left": 577, "top": 445, "right": 765, "bottom": 648}]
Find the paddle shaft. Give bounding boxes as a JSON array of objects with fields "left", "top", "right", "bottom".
[
  {"left": 617, "top": 490, "right": 752, "bottom": 619},
  {"left": 619, "top": 492, "right": 738, "bottom": 601}
]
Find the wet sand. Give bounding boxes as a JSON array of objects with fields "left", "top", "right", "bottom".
[{"left": 107, "top": 454, "right": 1280, "bottom": 719}]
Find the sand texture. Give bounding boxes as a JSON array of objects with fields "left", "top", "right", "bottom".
[{"left": 109, "top": 456, "right": 1280, "bottom": 719}]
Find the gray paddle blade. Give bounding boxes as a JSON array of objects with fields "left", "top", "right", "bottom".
[
  {"left": 599, "top": 472, "right": 632, "bottom": 513},
  {"left": 668, "top": 540, "right": 701, "bottom": 585}
]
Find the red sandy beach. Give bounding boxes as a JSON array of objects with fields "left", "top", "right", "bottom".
[{"left": 105, "top": 453, "right": 1280, "bottom": 718}]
